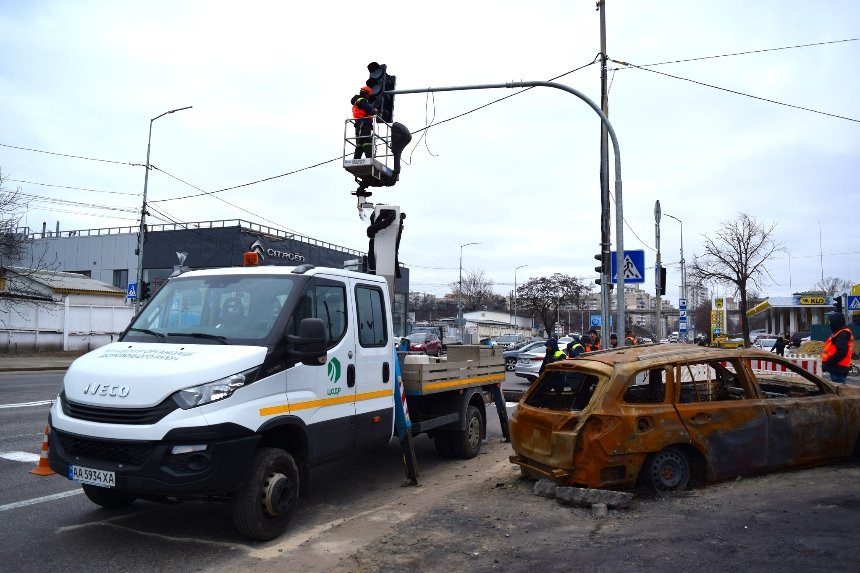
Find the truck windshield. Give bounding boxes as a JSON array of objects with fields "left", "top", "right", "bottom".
[{"left": 123, "top": 275, "right": 297, "bottom": 344}]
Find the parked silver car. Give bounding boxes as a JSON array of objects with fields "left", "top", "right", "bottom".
[
  {"left": 504, "top": 340, "right": 546, "bottom": 371},
  {"left": 515, "top": 348, "right": 548, "bottom": 382}
]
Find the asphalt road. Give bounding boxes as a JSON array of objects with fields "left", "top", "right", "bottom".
[{"left": 0, "top": 370, "right": 516, "bottom": 573}]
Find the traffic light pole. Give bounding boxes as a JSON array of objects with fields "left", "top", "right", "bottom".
[{"left": 387, "top": 81, "right": 627, "bottom": 339}]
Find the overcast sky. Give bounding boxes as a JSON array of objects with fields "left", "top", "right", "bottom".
[{"left": 2, "top": 1, "right": 858, "bottom": 304}]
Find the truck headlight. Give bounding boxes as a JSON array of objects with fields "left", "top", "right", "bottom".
[{"left": 172, "top": 368, "right": 257, "bottom": 409}]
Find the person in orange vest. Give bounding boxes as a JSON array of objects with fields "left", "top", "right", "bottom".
[
  {"left": 624, "top": 330, "right": 637, "bottom": 346},
  {"left": 821, "top": 305, "right": 854, "bottom": 384},
  {"left": 587, "top": 328, "right": 602, "bottom": 350},
  {"left": 351, "top": 85, "right": 376, "bottom": 159}
]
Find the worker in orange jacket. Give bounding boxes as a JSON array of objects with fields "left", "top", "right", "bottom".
[
  {"left": 351, "top": 86, "right": 376, "bottom": 159},
  {"left": 821, "top": 307, "right": 854, "bottom": 384}
]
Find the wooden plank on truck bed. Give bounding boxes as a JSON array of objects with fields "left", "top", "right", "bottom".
[{"left": 398, "top": 351, "right": 504, "bottom": 395}]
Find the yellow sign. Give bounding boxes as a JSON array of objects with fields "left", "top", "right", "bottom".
[
  {"left": 714, "top": 298, "right": 724, "bottom": 309},
  {"left": 799, "top": 296, "right": 825, "bottom": 305}
]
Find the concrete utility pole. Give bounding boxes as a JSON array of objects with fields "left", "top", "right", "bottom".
[
  {"left": 655, "top": 200, "right": 662, "bottom": 340},
  {"left": 389, "top": 80, "right": 626, "bottom": 335},
  {"left": 598, "top": 0, "right": 612, "bottom": 343}
]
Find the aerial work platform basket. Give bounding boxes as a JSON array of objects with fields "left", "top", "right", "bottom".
[{"left": 343, "top": 118, "right": 395, "bottom": 187}]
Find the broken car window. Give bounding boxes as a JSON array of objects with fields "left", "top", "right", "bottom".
[
  {"left": 524, "top": 370, "right": 601, "bottom": 411},
  {"left": 676, "top": 360, "right": 748, "bottom": 403},
  {"left": 745, "top": 358, "right": 826, "bottom": 398},
  {"left": 623, "top": 368, "right": 667, "bottom": 404}
]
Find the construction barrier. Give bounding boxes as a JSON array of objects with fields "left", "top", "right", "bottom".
[{"left": 30, "top": 425, "right": 55, "bottom": 476}]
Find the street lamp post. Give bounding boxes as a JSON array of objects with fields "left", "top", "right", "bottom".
[
  {"left": 135, "top": 105, "right": 192, "bottom": 312},
  {"left": 513, "top": 264, "right": 527, "bottom": 334},
  {"left": 664, "top": 212, "right": 686, "bottom": 340},
  {"left": 459, "top": 242, "right": 480, "bottom": 343}
]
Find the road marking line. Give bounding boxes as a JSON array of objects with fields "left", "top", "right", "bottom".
[
  {"left": 0, "top": 400, "right": 54, "bottom": 409},
  {"left": 0, "top": 451, "right": 40, "bottom": 463},
  {"left": 0, "top": 489, "right": 83, "bottom": 512}
]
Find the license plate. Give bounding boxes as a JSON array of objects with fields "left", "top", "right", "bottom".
[{"left": 69, "top": 465, "right": 116, "bottom": 488}]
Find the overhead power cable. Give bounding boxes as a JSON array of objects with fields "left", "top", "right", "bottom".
[
  {"left": 610, "top": 58, "right": 860, "bottom": 123},
  {"left": 609, "top": 38, "right": 858, "bottom": 70},
  {"left": 0, "top": 142, "right": 140, "bottom": 166},
  {"left": 10, "top": 179, "right": 138, "bottom": 196}
]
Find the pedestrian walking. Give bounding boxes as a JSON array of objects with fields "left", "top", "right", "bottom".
[{"left": 772, "top": 335, "right": 786, "bottom": 356}]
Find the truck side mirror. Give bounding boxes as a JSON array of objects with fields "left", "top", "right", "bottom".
[{"left": 286, "top": 318, "right": 328, "bottom": 366}]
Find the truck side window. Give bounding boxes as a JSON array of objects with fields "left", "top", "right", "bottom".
[
  {"left": 356, "top": 285, "right": 388, "bottom": 347},
  {"left": 292, "top": 280, "right": 348, "bottom": 349}
]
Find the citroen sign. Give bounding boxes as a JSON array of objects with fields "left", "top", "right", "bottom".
[{"left": 249, "top": 240, "right": 306, "bottom": 263}]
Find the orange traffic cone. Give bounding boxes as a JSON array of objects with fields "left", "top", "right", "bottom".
[{"left": 30, "top": 425, "right": 55, "bottom": 476}]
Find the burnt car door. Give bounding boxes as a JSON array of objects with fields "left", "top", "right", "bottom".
[
  {"left": 744, "top": 357, "right": 847, "bottom": 467},
  {"left": 672, "top": 358, "right": 770, "bottom": 480}
]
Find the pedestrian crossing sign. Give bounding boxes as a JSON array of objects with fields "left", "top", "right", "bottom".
[
  {"left": 127, "top": 283, "right": 138, "bottom": 299},
  {"left": 610, "top": 250, "right": 645, "bottom": 284},
  {"left": 848, "top": 295, "right": 860, "bottom": 311}
]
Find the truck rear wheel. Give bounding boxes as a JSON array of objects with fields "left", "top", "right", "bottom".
[
  {"left": 452, "top": 406, "right": 483, "bottom": 459},
  {"left": 231, "top": 447, "right": 299, "bottom": 541},
  {"left": 82, "top": 484, "right": 136, "bottom": 509}
]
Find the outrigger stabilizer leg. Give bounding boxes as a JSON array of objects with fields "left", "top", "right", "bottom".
[{"left": 393, "top": 355, "right": 419, "bottom": 485}]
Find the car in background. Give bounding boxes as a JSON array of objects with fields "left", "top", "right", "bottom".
[
  {"left": 514, "top": 347, "right": 550, "bottom": 382},
  {"left": 753, "top": 337, "right": 778, "bottom": 352},
  {"left": 504, "top": 340, "right": 546, "bottom": 371},
  {"left": 788, "top": 331, "right": 811, "bottom": 348},
  {"left": 509, "top": 345, "right": 860, "bottom": 493},
  {"left": 406, "top": 332, "right": 442, "bottom": 356},
  {"left": 494, "top": 334, "right": 526, "bottom": 349}
]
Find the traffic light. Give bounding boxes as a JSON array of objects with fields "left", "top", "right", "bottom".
[
  {"left": 366, "top": 62, "right": 396, "bottom": 123},
  {"left": 140, "top": 281, "right": 151, "bottom": 301},
  {"left": 594, "top": 253, "right": 603, "bottom": 286},
  {"left": 658, "top": 265, "right": 667, "bottom": 296}
]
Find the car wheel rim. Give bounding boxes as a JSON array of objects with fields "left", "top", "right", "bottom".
[
  {"left": 262, "top": 471, "right": 294, "bottom": 517},
  {"left": 652, "top": 451, "right": 686, "bottom": 490},
  {"left": 467, "top": 415, "right": 481, "bottom": 450}
]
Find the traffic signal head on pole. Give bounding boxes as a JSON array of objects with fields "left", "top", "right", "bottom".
[
  {"left": 659, "top": 265, "right": 667, "bottom": 296},
  {"left": 594, "top": 253, "right": 603, "bottom": 286},
  {"left": 366, "top": 61, "right": 396, "bottom": 123},
  {"left": 140, "top": 281, "right": 151, "bottom": 301}
]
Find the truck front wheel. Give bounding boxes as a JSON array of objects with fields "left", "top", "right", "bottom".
[
  {"left": 82, "top": 484, "right": 136, "bottom": 509},
  {"left": 452, "top": 405, "right": 483, "bottom": 459},
  {"left": 231, "top": 447, "right": 299, "bottom": 541}
]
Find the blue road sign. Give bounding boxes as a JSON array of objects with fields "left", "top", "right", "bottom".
[
  {"left": 127, "top": 283, "right": 138, "bottom": 299},
  {"left": 848, "top": 296, "right": 860, "bottom": 312},
  {"left": 610, "top": 250, "right": 645, "bottom": 284},
  {"left": 590, "top": 314, "right": 602, "bottom": 327}
]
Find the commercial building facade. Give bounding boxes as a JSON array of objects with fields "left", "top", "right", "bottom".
[{"left": 20, "top": 219, "right": 410, "bottom": 337}]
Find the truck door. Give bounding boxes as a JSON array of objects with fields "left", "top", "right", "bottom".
[
  {"left": 351, "top": 280, "right": 395, "bottom": 450},
  {"left": 288, "top": 277, "right": 356, "bottom": 461}
]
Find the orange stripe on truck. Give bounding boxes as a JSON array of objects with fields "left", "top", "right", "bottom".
[{"left": 259, "top": 388, "right": 393, "bottom": 417}]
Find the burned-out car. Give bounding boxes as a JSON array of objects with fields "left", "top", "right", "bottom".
[{"left": 509, "top": 345, "right": 860, "bottom": 492}]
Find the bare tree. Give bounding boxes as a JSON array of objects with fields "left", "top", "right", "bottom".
[
  {"left": 689, "top": 213, "right": 782, "bottom": 343},
  {"left": 0, "top": 167, "right": 28, "bottom": 267},
  {"left": 516, "top": 273, "right": 588, "bottom": 336},
  {"left": 448, "top": 269, "right": 497, "bottom": 312},
  {"left": 813, "top": 276, "right": 852, "bottom": 297}
]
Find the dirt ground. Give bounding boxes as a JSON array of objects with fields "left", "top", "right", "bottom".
[{"left": 328, "top": 445, "right": 860, "bottom": 573}]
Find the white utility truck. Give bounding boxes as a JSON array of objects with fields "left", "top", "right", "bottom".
[{"left": 47, "top": 204, "right": 507, "bottom": 540}]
